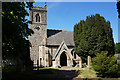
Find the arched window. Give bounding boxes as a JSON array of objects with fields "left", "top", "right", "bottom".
[{"left": 35, "top": 13, "right": 40, "bottom": 22}]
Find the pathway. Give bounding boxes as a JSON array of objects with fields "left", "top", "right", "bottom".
[{"left": 54, "top": 66, "right": 81, "bottom": 80}]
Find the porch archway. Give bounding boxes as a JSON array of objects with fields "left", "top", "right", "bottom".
[{"left": 60, "top": 52, "right": 67, "bottom": 66}]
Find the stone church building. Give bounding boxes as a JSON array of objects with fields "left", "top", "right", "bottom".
[{"left": 29, "top": 3, "right": 81, "bottom": 68}]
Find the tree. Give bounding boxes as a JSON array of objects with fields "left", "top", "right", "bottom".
[
  {"left": 74, "top": 14, "right": 115, "bottom": 62},
  {"left": 115, "top": 42, "right": 120, "bottom": 54},
  {"left": 117, "top": 1, "right": 120, "bottom": 18},
  {"left": 92, "top": 51, "right": 120, "bottom": 77},
  {"left": 2, "top": 2, "right": 34, "bottom": 71}
]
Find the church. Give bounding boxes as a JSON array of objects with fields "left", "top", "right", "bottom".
[{"left": 29, "top": 3, "right": 81, "bottom": 68}]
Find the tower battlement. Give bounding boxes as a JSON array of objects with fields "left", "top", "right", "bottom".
[
  {"left": 31, "top": 6, "right": 47, "bottom": 11},
  {"left": 31, "top": 2, "right": 47, "bottom": 11}
]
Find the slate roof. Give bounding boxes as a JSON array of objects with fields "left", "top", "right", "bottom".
[{"left": 47, "top": 29, "right": 74, "bottom": 46}]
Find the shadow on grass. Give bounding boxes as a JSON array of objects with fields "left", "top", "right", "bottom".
[
  {"left": 54, "top": 70, "right": 79, "bottom": 80},
  {"left": 2, "top": 68, "right": 79, "bottom": 80}
]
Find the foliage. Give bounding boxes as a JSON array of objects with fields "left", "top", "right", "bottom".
[
  {"left": 92, "top": 51, "right": 120, "bottom": 77},
  {"left": 115, "top": 42, "right": 120, "bottom": 54},
  {"left": 2, "top": 65, "right": 17, "bottom": 72},
  {"left": 2, "top": 2, "right": 34, "bottom": 71},
  {"left": 117, "top": 1, "right": 120, "bottom": 18},
  {"left": 74, "top": 14, "right": 115, "bottom": 62},
  {"left": 117, "top": 57, "right": 120, "bottom": 60}
]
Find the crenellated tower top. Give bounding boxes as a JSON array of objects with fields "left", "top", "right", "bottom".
[
  {"left": 29, "top": 2, "right": 47, "bottom": 24},
  {"left": 31, "top": 2, "right": 47, "bottom": 11}
]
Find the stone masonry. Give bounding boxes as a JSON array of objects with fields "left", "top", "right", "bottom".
[{"left": 29, "top": 3, "right": 81, "bottom": 68}]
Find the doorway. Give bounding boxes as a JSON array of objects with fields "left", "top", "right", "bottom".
[{"left": 60, "top": 52, "right": 67, "bottom": 66}]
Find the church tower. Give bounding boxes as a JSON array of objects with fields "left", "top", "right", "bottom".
[{"left": 29, "top": 3, "right": 47, "bottom": 67}]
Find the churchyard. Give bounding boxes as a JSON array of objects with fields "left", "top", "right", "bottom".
[
  {"left": 2, "top": 2, "right": 120, "bottom": 80},
  {"left": 2, "top": 55, "right": 120, "bottom": 80}
]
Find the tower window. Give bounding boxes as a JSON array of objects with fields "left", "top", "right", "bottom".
[{"left": 35, "top": 13, "right": 40, "bottom": 22}]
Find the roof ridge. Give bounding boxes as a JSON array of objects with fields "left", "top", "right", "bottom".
[
  {"left": 47, "top": 29, "right": 62, "bottom": 31},
  {"left": 47, "top": 29, "right": 73, "bottom": 32},
  {"left": 62, "top": 30, "right": 73, "bottom": 32}
]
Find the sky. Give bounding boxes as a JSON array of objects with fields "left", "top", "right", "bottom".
[{"left": 32, "top": 2, "right": 118, "bottom": 43}]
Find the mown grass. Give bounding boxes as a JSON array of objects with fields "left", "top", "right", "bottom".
[
  {"left": 78, "top": 69, "right": 97, "bottom": 78},
  {"left": 33, "top": 67, "right": 59, "bottom": 74},
  {"left": 76, "top": 69, "right": 120, "bottom": 80},
  {"left": 33, "top": 67, "right": 59, "bottom": 70}
]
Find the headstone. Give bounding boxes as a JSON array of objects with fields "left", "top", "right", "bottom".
[
  {"left": 88, "top": 56, "right": 91, "bottom": 69},
  {"left": 79, "top": 59, "right": 82, "bottom": 68}
]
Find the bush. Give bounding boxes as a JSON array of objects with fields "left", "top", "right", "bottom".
[{"left": 92, "top": 51, "right": 120, "bottom": 77}]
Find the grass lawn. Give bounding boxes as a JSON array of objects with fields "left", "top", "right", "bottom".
[
  {"left": 75, "top": 68, "right": 120, "bottom": 80},
  {"left": 77, "top": 69, "right": 97, "bottom": 78}
]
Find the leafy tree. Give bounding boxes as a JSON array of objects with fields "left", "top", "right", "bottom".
[
  {"left": 74, "top": 14, "right": 115, "bottom": 62},
  {"left": 115, "top": 42, "right": 120, "bottom": 54},
  {"left": 117, "top": 1, "right": 120, "bottom": 18},
  {"left": 92, "top": 51, "right": 120, "bottom": 77},
  {"left": 2, "top": 2, "right": 34, "bottom": 71}
]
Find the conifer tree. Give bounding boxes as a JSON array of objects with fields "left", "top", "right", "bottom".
[
  {"left": 115, "top": 42, "right": 120, "bottom": 54},
  {"left": 74, "top": 14, "right": 115, "bottom": 62}
]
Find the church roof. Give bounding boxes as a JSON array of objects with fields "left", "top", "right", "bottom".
[{"left": 47, "top": 29, "right": 74, "bottom": 46}]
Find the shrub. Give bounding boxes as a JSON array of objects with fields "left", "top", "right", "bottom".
[{"left": 92, "top": 51, "right": 120, "bottom": 77}]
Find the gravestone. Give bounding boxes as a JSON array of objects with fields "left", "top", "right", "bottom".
[
  {"left": 79, "top": 59, "right": 82, "bottom": 68},
  {"left": 87, "top": 56, "right": 91, "bottom": 69}
]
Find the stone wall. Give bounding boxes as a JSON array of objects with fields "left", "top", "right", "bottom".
[{"left": 29, "top": 5, "right": 47, "bottom": 67}]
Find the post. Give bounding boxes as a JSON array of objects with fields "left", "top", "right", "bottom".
[
  {"left": 79, "top": 59, "right": 82, "bottom": 68},
  {"left": 37, "top": 60, "right": 39, "bottom": 71},
  {"left": 87, "top": 56, "right": 91, "bottom": 69},
  {"left": 52, "top": 60, "right": 56, "bottom": 68}
]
